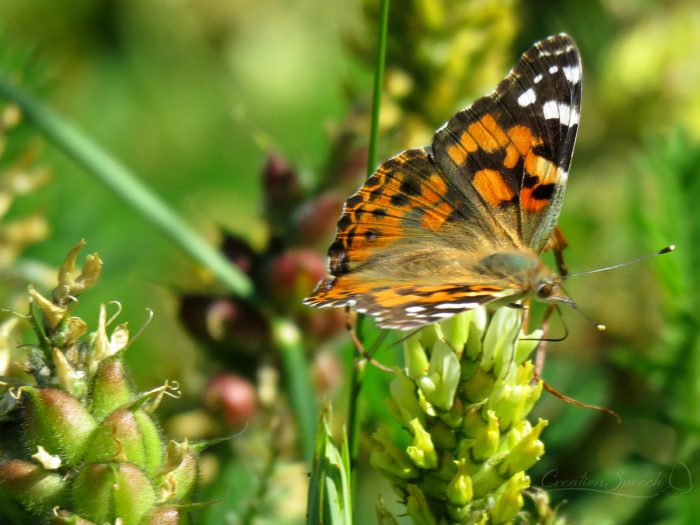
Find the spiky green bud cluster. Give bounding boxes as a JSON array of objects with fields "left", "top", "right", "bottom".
[
  {"left": 0, "top": 242, "right": 201, "bottom": 524},
  {"left": 372, "top": 307, "right": 547, "bottom": 524}
]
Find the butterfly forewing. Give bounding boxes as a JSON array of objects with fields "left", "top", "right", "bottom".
[{"left": 432, "top": 33, "right": 581, "bottom": 252}]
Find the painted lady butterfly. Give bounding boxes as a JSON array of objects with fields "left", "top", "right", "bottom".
[{"left": 304, "top": 34, "right": 582, "bottom": 329}]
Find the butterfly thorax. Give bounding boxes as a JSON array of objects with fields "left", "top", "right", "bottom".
[{"left": 476, "top": 251, "right": 573, "bottom": 307}]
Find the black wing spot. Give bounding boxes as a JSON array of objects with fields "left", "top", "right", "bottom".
[
  {"left": 532, "top": 183, "right": 556, "bottom": 200},
  {"left": 337, "top": 214, "right": 352, "bottom": 231},
  {"left": 390, "top": 193, "right": 410, "bottom": 207},
  {"left": 399, "top": 175, "right": 423, "bottom": 196}
]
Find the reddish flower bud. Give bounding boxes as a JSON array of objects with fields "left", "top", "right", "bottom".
[
  {"left": 220, "top": 233, "right": 259, "bottom": 276},
  {"left": 179, "top": 295, "right": 270, "bottom": 350},
  {"left": 265, "top": 248, "right": 326, "bottom": 310},
  {"left": 296, "top": 192, "right": 344, "bottom": 246},
  {"left": 203, "top": 372, "right": 258, "bottom": 429},
  {"left": 262, "top": 153, "right": 303, "bottom": 232}
]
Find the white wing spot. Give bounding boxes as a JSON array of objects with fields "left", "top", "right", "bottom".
[
  {"left": 549, "top": 65, "right": 559, "bottom": 74},
  {"left": 534, "top": 74, "right": 543, "bottom": 84},
  {"left": 517, "top": 88, "right": 536, "bottom": 107},
  {"left": 406, "top": 305, "right": 426, "bottom": 313},
  {"left": 562, "top": 65, "right": 581, "bottom": 84},
  {"left": 435, "top": 302, "right": 479, "bottom": 310},
  {"left": 542, "top": 101, "right": 579, "bottom": 127}
]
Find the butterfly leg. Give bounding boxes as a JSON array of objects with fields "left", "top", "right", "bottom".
[
  {"left": 550, "top": 226, "right": 569, "bottom": 277},
  {"left": 533, "top": 304, "right": 556, "bottom": 380},
  {"left": 344, "top": 307, "right": 393, "bottom": 373},
  {"left": 534, "top": 305, "right": 621, "bottom": 422}
]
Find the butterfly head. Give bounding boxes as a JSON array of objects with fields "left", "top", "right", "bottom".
[{"left": 533, "top": 272, "right": 575, "bottom": 308}]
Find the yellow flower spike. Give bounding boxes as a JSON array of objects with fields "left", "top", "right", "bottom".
[
  {"left": 373, "top": 306, "right": 549, "bottom": 523},
  {"left": 406, "top": 418, "right": 438, "bottom": 470}
]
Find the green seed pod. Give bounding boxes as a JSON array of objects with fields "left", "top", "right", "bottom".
[
  {"left": 23, "top": 387, "right": 97, "bottom": 466},
  {"left": 90, "top": 358, "right": 132, "bottom": 421},
  {"left": 71, "top": 463, "right": 156, "bottom": 525},
  {"left": 158, "top": 441, "right": 198, "bottom": 503},
  {"left": 0, "top": 459, "right": 65, "bottom": 514}
]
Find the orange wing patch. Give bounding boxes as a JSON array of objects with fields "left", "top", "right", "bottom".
[{"left": 473, "top": 169, "right": 515, "bottom": 208}]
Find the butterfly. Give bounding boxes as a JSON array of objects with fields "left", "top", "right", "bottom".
[{"left": 304, "top": 34, "right": 582, "bottom": 330}]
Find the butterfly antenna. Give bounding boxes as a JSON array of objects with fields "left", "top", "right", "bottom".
[
  {"left": 566, "top": 245, "right": 675, "bottom": 278},
  {"left": 541, "top": 381, "right": 621, "bottom": 423}
]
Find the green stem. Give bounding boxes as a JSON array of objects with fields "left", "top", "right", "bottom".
[
  {"left": 272, "top": 318, "right": 316, "bottom": 464},
  {"left": 347, "top": 0, "right": 390, "bottom": 485},
  {"left": 366, "top": 0, "right": 390, "bottom": 178},
  {"left": 0, "top": 74, "right": 253, "bottom": 299}
]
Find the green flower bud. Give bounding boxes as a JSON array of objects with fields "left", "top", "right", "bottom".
[
  {"left": 481, "top": 308, "right": 519, "bottom": 378},
  {"left": 440, "top": 311, "right": 470, "bottom": 358},
  {"left": 82, "top": 409, "right": 163, "bottom": 476},
  {"left": 446, "top": 459, "right": 473, "bottom": 506},
  {"left": 389, "top": 371, "right": 424, "bottom": 426},
  {"left": 405, "top": 484, "right": 437, "bottom": 525},
  {"left": 53, "top": 240, "right": 102, "bottom": 303},
  {"left": 472, "top": 410, "right": 500, "bottom": 462},
  {"left": 90, "top": 358, "right": 132, "bottom": 420},
  {"left": 133, "top": 410, "right": 164, "bottom": 476},
  {"left": 28, "top": 285, "right": 65, "bottom": 330},
  {"left": 404, "top": 332, "right": 429, "bottom": 379},
  {"left": 371, "top": 428, "right": 418, "bottom": 480},
  {"left": 0, "top": 459, "right": 65, "bottom": 513},
  {"left": 406, "top": 419, "right": 437, "bottom": 470},
  {"left": 461, "top": 368, "right": 496, "bottom": 403},
  {"left": 23, "top": 387, "right": 97, "bottom": 466},
  {"left": 52, "top": 316, "right": 88, "bottom": 348},
  {"left": 498, "top": 419, "right": 547, "bottom": 477},
  {"left": 427, "top": 420, "right": 457, "bottom": 451},
  {"left": 418, "top": 341, "right": 460, "bottom": 411},
  {"left": 90, "top": 305, "right": 130, "bottom": 369},
  {"left": 490, "top": 472, "right": 530, "bottom": 524},
  {"left": 53, "top": 348, "right": 87, "bottom": 399},
  {"left": 72, "top": 463, "right": 156, "bottom": 525}
]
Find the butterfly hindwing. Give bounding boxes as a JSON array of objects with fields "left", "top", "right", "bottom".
[{"left": 432, "top": 33, "right": 581, "bottom": 252}]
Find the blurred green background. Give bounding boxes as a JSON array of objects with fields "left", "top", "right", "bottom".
[{"left": 1, "top": 0, "right": 700, "bottom": 523}]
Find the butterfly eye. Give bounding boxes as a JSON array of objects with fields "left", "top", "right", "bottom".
[{"left": 536, "top": 282, "right": 554, "bottom": 298}]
